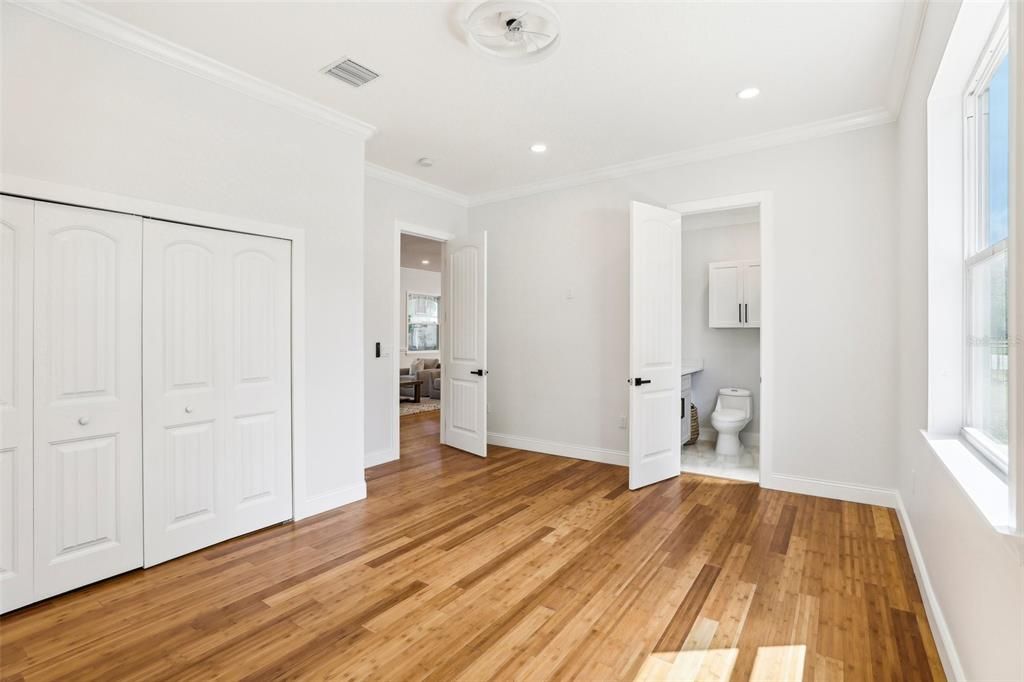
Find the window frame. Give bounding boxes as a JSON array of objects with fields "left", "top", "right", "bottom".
[
  {"left": 406, "top": 290, "right": 440, "bottom": 354},
  {"left": 962, "top": 19, "right": 1010, "bottom": 475}
]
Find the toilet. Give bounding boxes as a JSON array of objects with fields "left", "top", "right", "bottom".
[{"left": 710, "top": 387, "right": 752, "bottom": 460}]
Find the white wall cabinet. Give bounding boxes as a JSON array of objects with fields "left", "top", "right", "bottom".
[
  {"left": 708, "top": 260, "right": 760, "bottom": 328},
  {"left": 0, "top": 198, "right": 293, "bottom": 613}
]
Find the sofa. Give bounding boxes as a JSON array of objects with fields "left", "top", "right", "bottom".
[{"left": 400, "top": 358, "right": 441, "bottom": 400}]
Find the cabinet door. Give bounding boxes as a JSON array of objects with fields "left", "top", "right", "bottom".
[
  {"left": 33, "top": 203, "right": 143, "bottom": 600},
  {"left": 708, "top": 263, "right": 742, "bottom": 328},
  {"left": 143, "top": 220, "right": 292, "bottom": 567},
  {"left": 742, "top": 263, "right": 761, "bottom": 327},
  {"left": 0, "top": 197, "right": 34, "bottom": 613}
]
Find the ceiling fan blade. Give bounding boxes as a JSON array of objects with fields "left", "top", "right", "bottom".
[{"left": 519, "top": 30, "right": 551, "bottom": 39}]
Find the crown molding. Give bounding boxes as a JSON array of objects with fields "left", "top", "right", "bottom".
[
  {"left": 11, "top": 0, "right": 377, "bottom": 140},
  {"left": 467, "top": 107, "right": 895, "bottom": 207},
  {"left": 365, "top": 163, "right": 469, "bottom": 207},
  {"left": 886, "top": 0, "right": 929, "bottom": 118}
]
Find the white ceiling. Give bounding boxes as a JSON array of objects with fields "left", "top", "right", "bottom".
[
  {"left": 401, "top": 234, "right": 443, "bottom": 272},
  {"left": 87, "top": 1, "right": 921, "bottom": 198}
]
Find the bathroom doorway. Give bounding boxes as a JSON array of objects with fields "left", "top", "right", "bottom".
[{"left": 670, "top": 192, "right": 773, "bottom": 485}]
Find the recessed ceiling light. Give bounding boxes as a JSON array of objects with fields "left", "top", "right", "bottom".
[
  {"left": 421, "top": 260, "right": 430, "bottom": 265},
  {"left": 417, "top": 157, "right": 434, "bottom": 167},
  {"left": 737, "top": 87, "right": 760, "bottom": 100},
  {"left": 531, "top": 143, "right": 547, "bottom": 153}
]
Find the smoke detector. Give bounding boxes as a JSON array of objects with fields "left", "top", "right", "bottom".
[
  {"left": 464, "top": 0, "right": 561, "bottom": 63},
  {"left": 322, "top": 57, "right": 379, "bottom": 87}
]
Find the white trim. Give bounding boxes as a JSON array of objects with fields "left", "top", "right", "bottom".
[
  {"left": 669, "top": 191, "right": 775, "bottom": 488},
  {"left": 10, "top": 0, "right": 375, "bottom": 140},
  {"left": 297, "top": 482, "right": 368, "bottom": 520},
  {"left": 365, "top": 448, "right": 398, "bottom": 469},
  {"left": 895, "top": 494, "right": 967, "bottom": 682},
  {"left": 395, "top": 220, "right": 457, "bottom": 243},
  {"left": 367, "top": 164, "right": 469, "bottom": 207},
  {"left": 487, "top": 432, "right": 628, "bottom": 467},
  {"left": 0, "top": 174, "right": 327, "bottom": 524},
  {"left": 764, "top": 473, "right": 899, "bottom": 508},
  {"left": 468, "top": 109, "right": 893, "bottom": 207}
]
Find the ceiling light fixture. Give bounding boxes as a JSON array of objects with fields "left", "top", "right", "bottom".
[
  {"left": 417, "top": 157, "right": 434, "bottom": 167},
  {"left": 422, "top": 260, "right": 430, "bottom": 265},
  {"left": 464, "top": 0, "right": 561, "bottom": 63},
  {"left": 737, "top": 87, "right": 760, "bottom": 100},
  {"left": 531, "top": 143, "right": 547, "bottom": 153}
]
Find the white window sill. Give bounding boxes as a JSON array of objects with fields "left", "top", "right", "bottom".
[{"left": 920, "top": 430, "right": 1019, "bottom": 541}]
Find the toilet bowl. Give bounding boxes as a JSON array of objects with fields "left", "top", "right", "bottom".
[{"left": 711, "top": 387, "right": 752, "bottom": 461}]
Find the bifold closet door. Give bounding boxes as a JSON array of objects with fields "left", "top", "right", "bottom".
[
  {"left": 0, "top": 197, "right": 34, "bottom": 613},
  {"left": 143, "top": 219, "right": 292, "bottom": 567},
  {"left": 33, "top": 202, "right": 144, "bottom": 600}
]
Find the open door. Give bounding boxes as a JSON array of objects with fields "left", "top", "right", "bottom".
[
  {"left": 628, "top": 201, "right": 682, "bottom": 489},
  {"left": 443, "top": 231, "right": 488, "bottom": 456}
]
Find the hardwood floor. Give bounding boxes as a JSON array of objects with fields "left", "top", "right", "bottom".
[{"left": 1, "top": 411, "right": 944, "bottom": 681}]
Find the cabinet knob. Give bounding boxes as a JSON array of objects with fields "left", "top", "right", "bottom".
[
  {"left": 78, "top": 416, "right": 89, "bottom": 426},
  {"left": 184, "top": 406, "right": 194, "bottom": 414}
]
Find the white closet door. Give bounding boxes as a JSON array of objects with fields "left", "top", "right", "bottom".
[
  {"left": 33, "top": 203, "right": 143, "bottom": 600},
  {"left": 0, "top": 197, "right": 34, "bottom": 613},
  {"left": 143, "top": 220, "right": 291, "bottom": 567}
]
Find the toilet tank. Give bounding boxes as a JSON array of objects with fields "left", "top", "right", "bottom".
[{"left": 717, "top": 387, "right": 752, "bottom": 417}]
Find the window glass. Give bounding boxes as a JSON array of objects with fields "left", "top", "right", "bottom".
[
  {"left": 985, "top": 55, "right": 1009, "bottom": 247},
  {"left": 967, "top": 248, "right": 1009, "bottom": 447},
  {"left": 408, "top": 293, "right": 439, "bottom": 352}
]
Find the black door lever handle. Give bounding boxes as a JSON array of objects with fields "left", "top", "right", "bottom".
[
  {"left": 470, "top": 369, "right": 488, "bottom": 376},
  {"left": 633, "top": 377, "right": 652, "bottom": 386}
]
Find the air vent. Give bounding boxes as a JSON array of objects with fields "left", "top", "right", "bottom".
[{"left": 323, "top": 58, "right": 379, "bottom": 87}]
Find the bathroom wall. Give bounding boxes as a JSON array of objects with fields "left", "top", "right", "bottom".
[
  {"left": 399, "top": 267, "right": 442, "bottom": 369},
  {"left": 681, "top": 212, "right": 761, "bottom": 440}
]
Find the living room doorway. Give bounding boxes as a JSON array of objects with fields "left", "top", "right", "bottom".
[{"left": 399, "top": 232, "right": 444, "bottom": 419}]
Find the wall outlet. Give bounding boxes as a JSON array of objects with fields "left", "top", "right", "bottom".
[{"left": 618, "top": 416, "right": 627, "bottom": 429}]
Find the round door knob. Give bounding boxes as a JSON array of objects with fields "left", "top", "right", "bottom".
[
  {"left": 77, "top": 417, "right": 89, "bottom": 426},
  {"left": 184, "top": 406, "right": 194, "bottom": 414}
]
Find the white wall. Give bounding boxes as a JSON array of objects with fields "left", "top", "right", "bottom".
[
  {"left": 1, "top": 5, "right": 368, "bottom": 514},
  {"left": 681, "top": 220, "right": 760, "bottom": 437},
  {"left": 895, "top": 2, "right": 1024, "bottom": 679},
  {"left": 363, "top": 177, "right": 466, "bottom": 462},
  {"left": 399, "top": 267, "right": 442, "bottom": 368},
  {"left": 471, "top": 123, "right": 898, "bottom": 491}
]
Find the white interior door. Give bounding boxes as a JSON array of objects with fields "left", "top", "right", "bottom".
[
  {"left": 33, "top": 202, "right": 144, "bottom": 599},
  {"left": 709, "top": 263, "right": 743, "bottom": 328},
  {"left": 628, "top": 201, "right": 682, "bottom": 490},
  {"left": 442, "top": 231, "right": 487, "bottom": 456},
  {"left": 0, "top": 197, "right": 34, "bottom": 613},
  {"left": 143, "top": 220, "right": 291, "bottom": 567},
  {"left": 743, "top": 262, "right": 761, "bottom": 327}
]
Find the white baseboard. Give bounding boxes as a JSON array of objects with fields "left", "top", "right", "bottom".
[
  {"left": 364, "top": 448, "right": 398, "bottom": 468},
  {"left": 294, "top": 481, "right": 367, "bottom": 521},
  {"left": 764, "top": 473, "right": 898, "bottom": 508},
  {"left": 487, "top": 432, "right": 628, "bottom": 467},
  {"left": 895, "top": 494, "right": 966, "bottom": 682}
]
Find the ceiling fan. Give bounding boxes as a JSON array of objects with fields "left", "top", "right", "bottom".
[{"left": 464, "top": 0, "right": 562, "bottom": 63}]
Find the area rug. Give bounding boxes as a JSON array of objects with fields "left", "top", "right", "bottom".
[{"left": 400, "top": 397, "right": 440, "bottom": 417}]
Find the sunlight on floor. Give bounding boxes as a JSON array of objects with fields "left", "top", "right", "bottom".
[{"left": 634, "top": 644, "right": 806, "bottom": 681}]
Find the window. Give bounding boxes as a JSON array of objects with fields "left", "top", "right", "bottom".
[
  {"left": 963, "top": 32, "right": 1010, "bottom": 472},
  {"left": 407, "top": 292, "right": 440, "bottom": 352}
]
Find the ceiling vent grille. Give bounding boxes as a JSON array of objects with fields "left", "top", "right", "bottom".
[{"left": 323, "top": 58, "right": 379, "bottom": 87}]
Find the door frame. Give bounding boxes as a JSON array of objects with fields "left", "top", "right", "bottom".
[
  {"left": 0, "top": 175, "right": 319, "bottom": 519},
  {"left": 391, "top": 220, "right": 456, "bottom": 459},
  {"left": 668, "top": 191, "right": 774, "bottom": 485}
]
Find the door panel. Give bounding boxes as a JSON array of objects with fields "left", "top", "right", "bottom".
[
  {"left": 144, "top": 220, "right": 291, "bottom": 566},
  {"left": 629, "top": 202, "right": 682, "bottom": 490},
  {"left": 0, "top": 197, "right": 33, "bottom": 613},
  {"left": 443, "top": 232, "right": 487, "bottom": 456},
  {"left": 34, "top": 202, "right": 143, "bottom": 600},
  {"left": 709, "top": 263, "right": 742, "bottom": 328},
  {"left": 743, "top": 263, "right": 761, "bottom": 327}
]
